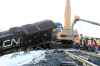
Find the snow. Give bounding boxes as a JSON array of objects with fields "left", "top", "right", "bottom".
[{"left": 0, "top": 50, "right": 46, "bottom": 66}]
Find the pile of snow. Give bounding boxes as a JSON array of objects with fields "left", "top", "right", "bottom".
[{"left": 0, "top": 50, "right": 46, "bottom": 66}]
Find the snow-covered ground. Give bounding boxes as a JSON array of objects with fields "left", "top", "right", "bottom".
[
  {"left": 0, "top": 49, "right": 90, "bottom": 66},
  {"left": 0, "top": 50, "right": 46, "bottom": 66}
]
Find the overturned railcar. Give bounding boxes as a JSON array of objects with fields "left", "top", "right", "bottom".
[{"left": 0, "top": 20, "right": 55, "bottom": 55}]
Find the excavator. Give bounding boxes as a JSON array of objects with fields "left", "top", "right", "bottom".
[
  {"left": 56, "top": 0, "right": 80, "bottom": 48},
  {"left": 56, "top": 0, "right": 100, "bottom": 49}
]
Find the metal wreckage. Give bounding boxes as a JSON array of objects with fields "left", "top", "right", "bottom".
[{"left": 0, "top": 20, "right": 58, "bottom": 55}]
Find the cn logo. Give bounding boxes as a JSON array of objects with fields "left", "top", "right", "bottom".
[{"left": 3, "top": 38, "right": 20, "bottom": 48}]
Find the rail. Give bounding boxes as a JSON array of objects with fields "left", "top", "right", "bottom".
[{"left": 65, "top": 51, "right": 98, "bottom": 66}]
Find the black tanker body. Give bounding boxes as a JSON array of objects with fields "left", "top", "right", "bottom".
[{"left": 0, "top": 20, "right": 55, "bottom": 55}]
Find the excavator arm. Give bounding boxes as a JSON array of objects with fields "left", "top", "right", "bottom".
[{"left": 73, "top": 16, "right": 100, "bottom": 28}]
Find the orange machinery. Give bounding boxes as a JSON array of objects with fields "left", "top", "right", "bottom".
[
  {"left": 56, "top": 0, "right": 80, "bottom": 47},
  {"left": 56, "top": 0, "right": 100, "bottom": 48}
]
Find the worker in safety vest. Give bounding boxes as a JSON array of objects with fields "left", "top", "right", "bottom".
[
  {"left": 95, "top": 39, "right": 100, "bottom": 52},
  {"left": 73, "top": 35, "right": 80, "bottom": 49},
  {"left": 84, "top": 38, "right": 89, "bottom": 50},
  {"left": 87, "top": 38, "right": 96, "bottom": 51}
]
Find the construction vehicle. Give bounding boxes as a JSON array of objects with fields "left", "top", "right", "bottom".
[
  {"left": 56, "top": 0, "right": 80, "bottom": 48},
  {"left": 56, "top": 0, "right": 100, "bottom": 49}
]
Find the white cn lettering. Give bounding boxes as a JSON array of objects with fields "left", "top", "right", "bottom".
[{"left": 3, "top": 38, "right": 20, "bottom": 48}]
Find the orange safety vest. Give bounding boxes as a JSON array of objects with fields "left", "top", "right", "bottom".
[{"left": 87, "top": 40, "right": 96, "bottom": 47}]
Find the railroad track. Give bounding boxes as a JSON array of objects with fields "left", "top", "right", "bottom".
[{"left": 64, "top": 49, "right": 100, "bottom": 66}]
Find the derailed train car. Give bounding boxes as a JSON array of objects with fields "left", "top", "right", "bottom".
[{"left": 0, "top": 20, "right": 56, "bottom": 55}]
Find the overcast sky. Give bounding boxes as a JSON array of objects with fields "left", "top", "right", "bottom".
[{"left": 0, "top": 0, "right": 100, "bottom": 37}]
